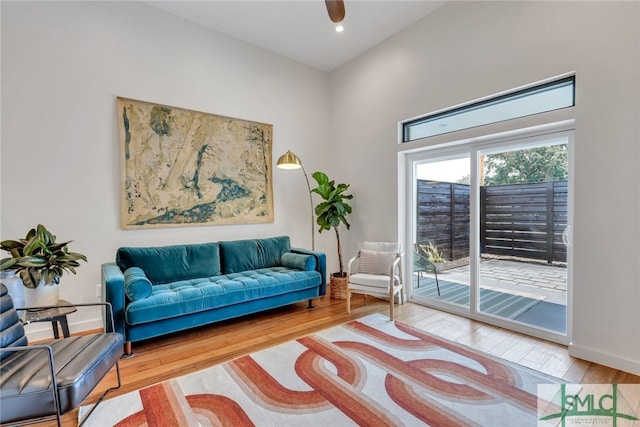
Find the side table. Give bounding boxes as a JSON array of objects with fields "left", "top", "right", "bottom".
[{"left": 22, "top": 299, "right": 77, "bottom": 338}]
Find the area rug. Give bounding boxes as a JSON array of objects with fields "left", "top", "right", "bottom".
[
  {"left": 81, "top": 314, "right": 562, "bottom": 426},
  {"left": 413, "top": 278, "right": 543, "bottom": 319}
]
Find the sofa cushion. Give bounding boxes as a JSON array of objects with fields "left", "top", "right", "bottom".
[
  {"left": 281, "top": 253, "right": 316, "bottom": 271},
  {"left": 124, "top": 267, "right": 320, "bottom": 325},
  {"left": 124, "top": 267, "right": 153, "bottom": 301},
  {"left": 220, "top": 236, "right": 291, "bottom": 274},
  {"left": 116, "top": 242, "right": 220, "bottom": 284}
]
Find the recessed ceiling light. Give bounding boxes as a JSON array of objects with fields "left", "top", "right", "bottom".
[{"left": 335, "top": 25, "right": 344, "bottom": 33}]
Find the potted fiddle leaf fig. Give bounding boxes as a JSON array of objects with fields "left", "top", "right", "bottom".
[
  {"left": 0, "top": 224, "right": 87, "bottom": 306},
  {"left": 311, "top": 171, "right": 353, "bottom": 299}
]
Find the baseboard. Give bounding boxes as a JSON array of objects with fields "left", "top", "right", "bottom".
[
  {"left": 24, "top": 317, "right": 104, "bottom": 342},
  {"left": 569, "top": 343, "right": 640, "bottom": 376}
]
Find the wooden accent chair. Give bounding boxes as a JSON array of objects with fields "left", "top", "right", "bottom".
[
  {"left": 346, "top": 242, "right": 404, "bottom": 320},
  {"left": 0, "top": 284, "right": 123, "bottom": 426}
]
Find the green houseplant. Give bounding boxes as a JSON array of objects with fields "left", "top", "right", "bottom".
[
  {"left": 425, "top": 242, "right": 446, "bottom": 264},
  {"left": 419, "top": 241, "right": 445, "bottom": 273},
  {"left": 0, "top": 224, "right": 87, "bottom": 289},
  {"left": 311, "top": 171, "right": 353, "bottom": 281}
]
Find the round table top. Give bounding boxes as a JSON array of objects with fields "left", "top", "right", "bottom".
[{"left": 23, "top": 299, "right": 77, "bottom": 323}]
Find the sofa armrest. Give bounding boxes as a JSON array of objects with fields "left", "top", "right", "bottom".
[
  {"left": 102, "top": 262, "right": 126, "bottom": 338},
  {"left": 291, "top": 248, "right": 327, "bottom": 296}
]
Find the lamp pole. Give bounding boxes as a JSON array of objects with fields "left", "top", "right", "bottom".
[
  {"left": 276, "top": 150, "right": 315, "bottom": 250},
  {"left": 300, "top": 163, "right": 315, "bottom": 250}
]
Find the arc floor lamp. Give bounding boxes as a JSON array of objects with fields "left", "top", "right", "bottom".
[{"left": 276, "top": 150, "right": 315, "bottom": 250}]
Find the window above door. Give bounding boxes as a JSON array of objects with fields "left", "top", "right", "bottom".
[{"left": 402, "top": 75, "right": 575, "bottom": 142}]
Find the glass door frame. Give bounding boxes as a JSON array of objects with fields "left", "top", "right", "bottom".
[{"left": 400, "top": 121, "right": 574, "bottom": 345}]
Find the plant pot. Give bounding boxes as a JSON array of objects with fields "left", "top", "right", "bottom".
[
  {"left": 0, "top": 270, "right": 25, "bottom": 314},
  {"left": 433, "top": 262, "right": 444, "bottom": 273},
  {"left": 24, "top": 281, "right": 60, "bottom": 307},
  {"left": 330, "top": 274, "right": 349, "bottom": 300}
]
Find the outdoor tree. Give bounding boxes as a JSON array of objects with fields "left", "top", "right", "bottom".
[{"left": 482, "top": 145, "right": 567, "bottom": 185}]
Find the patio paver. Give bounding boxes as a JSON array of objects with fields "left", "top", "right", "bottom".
[{"left": 413, "top": 258, "right": 567, "bottom": 305}]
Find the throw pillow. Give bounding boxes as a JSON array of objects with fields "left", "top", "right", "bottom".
[
  {"left": 358, "top": 248, "right": 396, "bottom": 275},
  {"left": 124, "top": 267, "right": 153, "bottom": 301},
  {"left": 281, "top": 253, "right": 317, "bottom": 271}
]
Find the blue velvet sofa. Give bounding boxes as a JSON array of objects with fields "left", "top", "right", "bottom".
[{"left": 101, "top": 236, "right": 326, "bottom": 355}]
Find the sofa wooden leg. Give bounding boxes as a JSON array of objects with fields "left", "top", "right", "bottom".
[
  {"left": 307, "top": 299, "right": 315, "bottom": 309},
  {"left": 122, "top": 341, "right": 134, "bottom": 359}
]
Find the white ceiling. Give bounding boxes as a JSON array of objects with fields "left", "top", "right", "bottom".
[{"left": 144, "top": 1, "right": 446, "bottom": 72}]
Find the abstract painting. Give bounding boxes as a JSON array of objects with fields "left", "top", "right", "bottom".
[{"left": 117, "top": 97, "right": 273, "bottom": 229}]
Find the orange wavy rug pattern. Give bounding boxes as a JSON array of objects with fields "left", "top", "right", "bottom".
[{"left": 81, "top": 314, "right": 561, "bottom": 426}]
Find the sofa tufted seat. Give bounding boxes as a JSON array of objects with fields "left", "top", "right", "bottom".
[{"left": 125, "top": 267, "right": 321, "bottom": 325}]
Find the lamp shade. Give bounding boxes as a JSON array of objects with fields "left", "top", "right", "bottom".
[{"left": 276, "top": 150, "right": 302, "bottom": 170}]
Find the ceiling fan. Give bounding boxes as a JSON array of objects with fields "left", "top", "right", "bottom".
[{"left": 325, "top": 0, "right": 346, "bottom": 23}]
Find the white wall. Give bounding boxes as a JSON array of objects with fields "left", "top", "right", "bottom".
[
  {"left": 1, "top": 1, "right": 330, "bottom": 339},
  {"left": 3, "top": 1, "right": 639, "bottom": 375},
  {"left": 329, "top": 1, "right": 640, "bottom": 374}
]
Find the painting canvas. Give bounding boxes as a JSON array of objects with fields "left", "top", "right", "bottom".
[{"left": 117, "top": 97, "right": 273, "bottom": 229}]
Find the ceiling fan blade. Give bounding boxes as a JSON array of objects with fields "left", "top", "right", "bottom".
[{"left": 325, "top": 0, "right": 345, "bottom": 23}]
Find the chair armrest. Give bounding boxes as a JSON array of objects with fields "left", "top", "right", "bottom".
[
  {"left": 102, "top": 263, "right": 126, "bottom": 337},
  {"left": 0, "top": 344, "right": 61, "bottom": 417},
  {"left": 347, "top": 252, "right": 361, "bottom": 277},
  {"left": 390, "top": 254, "right": 402, "bottom": 277},
  {"left": 292, "top": 247, "right": 327, "bottom": 296},
  {"left": 0, "top": 343, "right": 55, "bottom": 367}
]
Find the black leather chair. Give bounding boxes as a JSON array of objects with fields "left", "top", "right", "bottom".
[{"left": 0, "top": 284, "right": 123, "bottom": 426}]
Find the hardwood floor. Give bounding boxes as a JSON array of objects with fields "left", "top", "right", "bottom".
[{"left": 32, "top": 294, "right": 640, "bottom": 426}]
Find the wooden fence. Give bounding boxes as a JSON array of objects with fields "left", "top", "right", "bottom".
[
  {"left": 416, "top": 180, "right": 568, "bottom": 263},
  {"left": 481, "top": 181, "right": 567, "bottom": 263},
  {"left": 416, "top": 181, "right": 470, "bottom": 261}
]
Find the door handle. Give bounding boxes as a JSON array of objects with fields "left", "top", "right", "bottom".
[{"left": 562, "top": 226, "right": 572, "bottom": 247}]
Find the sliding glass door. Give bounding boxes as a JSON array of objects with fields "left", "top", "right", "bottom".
[
  {"left": 412, "top": 155, "right": 471, "bottom": 310},
  {"left": 406, "top": 129, "right": 572, "bottom": 342},
  {"left": 477, "top": 142, "right": 569, "bottom": 334}
]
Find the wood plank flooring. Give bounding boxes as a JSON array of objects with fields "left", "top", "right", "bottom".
[{"left": 29, "top": 295, "right": 640, "bottom": 426}]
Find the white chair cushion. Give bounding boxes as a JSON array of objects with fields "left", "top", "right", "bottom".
[
  {"left": 358, "top": 249, "right": 396, "bottom": 275},
  {"left": 349, "top": 273, "right": 399, "bottom": 289}
]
